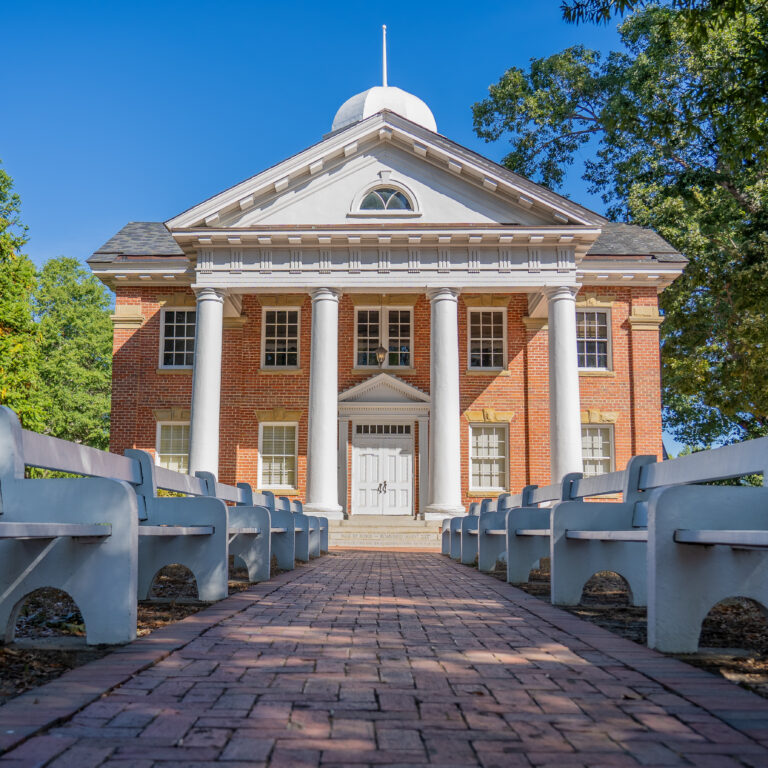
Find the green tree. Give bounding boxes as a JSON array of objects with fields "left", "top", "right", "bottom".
[
  {"left": 0, "top": 163, "right": 48, "bottom": 431},
  {"left": 33, "top": 257, "right": 113, "bottom": 448},
  {"left": 473, "top": 4, "right": 768, "bottom": 445}
]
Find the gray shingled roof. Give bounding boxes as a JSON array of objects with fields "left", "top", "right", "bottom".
[
  {"left": 587, "top": 223, "right": 683, "bottom": 260},
  {"left": 87, "top": 222, "right": 183, "bottom": 262},
  {"left": 88, "top": 220, "right": 683, "bottom": 262}
]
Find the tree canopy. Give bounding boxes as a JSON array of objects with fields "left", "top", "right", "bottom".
[
  {"left": 0, "top": 163, "right": 48, "bottom": 431},
  {"left": 33, "top": 258, "right": 113, "bottom": 449},
  {"left": 0, "top": 162, "right": 113, "bottom": 445},
  {"left": 473, "top": 3, "right": 768, "bottom": 445}
]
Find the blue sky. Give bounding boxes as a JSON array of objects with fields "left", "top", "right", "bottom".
[
  {"left": 3, "top": 3, "right": 683, "bottom": 452},
  {"left": 3, "top": 0, "right": 622, "bottom": 266}
]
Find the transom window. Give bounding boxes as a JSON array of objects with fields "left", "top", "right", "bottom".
[
  {"left": 577, "top": 310, "right": 610, "bottom": 369},
  {"left": 262, "top": 309, "right": 300, "bottom": 368},
  {"left": 360, "top": 187, "right": 412, "bottom": 211},
  {"left": 468, "top": 309, "right": 506, "bottom": 369},
  {"left": 259, "top": 424, "right": 298, "bottom": 489},
  {"left": 356, "top": 307, "right": 412, "bottom": 368},
  {"left": 160, "top": 309, "right": 195, "bottom": 368},
  {"left": 356, "top": 424, "right": 411, "bottom": 435},
  {"left": 582, "top": 425, "right": 614, "bottom": 477},
  {"left": 156, "top": 423, "right": 189, "bottom": 472},
  {"left": 470, "top": 425, "right": 508, "bottom": 491}
]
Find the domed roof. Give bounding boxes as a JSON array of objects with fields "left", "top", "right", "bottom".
[{"left": 331, "top": 86, "right": 437, "bottom": 133}]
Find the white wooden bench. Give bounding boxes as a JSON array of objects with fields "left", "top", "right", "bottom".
[
  {"left": 504, "top": 474, "right": 583, "bottom": 583},
  {"left": 442, "top": 502, "right": 479, "bottom": 559},
  {"left": 0, "top": 406, "right": 140, "bottom": 645},
  {"left": 459, "top": 498, "right": 494, "bottom": 565},
  {"left": 551, "top": 440, "right": 768, "bottom": 652}
]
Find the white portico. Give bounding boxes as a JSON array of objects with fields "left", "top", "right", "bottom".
[{"left": 91, "top": 69, "right": 682, "bottom": 520}]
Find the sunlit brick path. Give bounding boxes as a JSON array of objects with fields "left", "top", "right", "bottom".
[{"left": 5, "top": 551, "right": 768, "bottom": 767}]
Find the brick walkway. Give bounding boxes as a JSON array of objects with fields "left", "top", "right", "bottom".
[{"left": 3, "top": 551, "right": 768, "bottom": 767}]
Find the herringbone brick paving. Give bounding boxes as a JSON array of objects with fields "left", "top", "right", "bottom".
[{"left": 4, "top": 551, "right": 768, "bottom": 767}]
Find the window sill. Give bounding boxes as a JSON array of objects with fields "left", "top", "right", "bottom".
[
  {"left": 258, "top": 368, "right": 304, "bottom": 375},
  {"left": 157, "top": 367, "right": 192, "bottom": 375},
  {"left": 579, "top": 370, "right": 616, "bottom": 377},
  {"left": 466, "top": 369, "right": 511, "bottom": 377},
  {"left": 468, "top": 490, "right": 506, "bottom": 498},
  {"left": 351, "top": 367, "right": 417, "bottom": 375}
]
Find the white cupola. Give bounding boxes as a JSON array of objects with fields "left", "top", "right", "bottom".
[{"left": 331, "top": 26, "right": 437, "bottom": 134}]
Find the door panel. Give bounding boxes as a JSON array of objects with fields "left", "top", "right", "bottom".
[{"left": 352, "top": 427, "right": 414, "bottom": 515}]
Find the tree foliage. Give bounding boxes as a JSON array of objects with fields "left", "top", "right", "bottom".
[
  {"left": 0, "top": 162, "right": 113, "bottom": 445},
  {"left": 473, "top": 4, "right": 768, "bottom": 445},
  {"left": 0, "top": 163, "right": 48, "bottom": 431},
  {"left": 33, "top": 258, "right": 113, "bottom": 449}
]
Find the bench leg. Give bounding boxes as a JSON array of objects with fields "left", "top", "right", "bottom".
[
  {"left": 307, "top": 516, "right": 321, "bottom": 558},
  {"left": 449, "top": 519, "right": 463, "bottom": 560},
  {"left": 460, "top": 518, "right": 479, "bottom": 565},
  {"left": 478, "top": 511, "right": 507, "bottom": 572},
  {"left": 139, "top": 498, "right": 229, "bottom": 602},
  {"left": 506, "top": 508, "right": 550, "bottom": 583},
  {"left": 550, "top": 501, "right": 646, "bottom": 607},
  {"left": 319, "top": 518, "right": 329, "bottom": 554},
  {"left": 649, "top": 485, "right": 768, "bottom": 653},
  {"left": 270, "top": 509, "right": 295, "bottom": 571},
  {"left": 0, "top": 478, "right": 139, "bottom": 646},
  {"left": 294, "top": 514, "right": 310, "bottom": 563}
]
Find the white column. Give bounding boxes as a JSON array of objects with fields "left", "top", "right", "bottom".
[
  {"left": 188, "top": 287, "right": 225, "bottom": 478},
  {"left": 425, "top": 287, "right": 464, "bottom": 519},
  {"left": 547, "top": 285, "right": 584, "bottom": 482},
  {"left": 305, "top": 288, "right": 343, "bottom": 519}
]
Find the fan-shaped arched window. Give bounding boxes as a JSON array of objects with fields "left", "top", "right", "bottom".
[{"left": 360, "top": 187, "right": 413, "bottom": 211}]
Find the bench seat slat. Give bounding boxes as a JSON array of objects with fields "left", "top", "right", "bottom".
[
  {"left": 139, "top": 525, "right": 214, "bottom": 536},
  {"left": 674, "top": 530, "right": 768, "bottom": 547},
  {"left": 270, "top": 527, "right": 288, "bottom": 534},
  {"left": 466, "top": 530, "right": 478, "bottom": 536},
  {"left": 515, "top": 528, "right": 550, "bottom": 537},
  {"left": 229, "top": 527, "right": 262, "bottom": 535},
  {"left": 0, "top": 522, "right": 112, "bottom": 539},
  {"left": 566, "top": 530, "right": 649, "bottom": 542},
  {"left": 483, "top": 529, "right": 506, "bottom": 536}
]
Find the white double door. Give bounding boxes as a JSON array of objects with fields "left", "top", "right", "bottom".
[{"left": 352, "top": 426, "right": 413, "bottom": 515}]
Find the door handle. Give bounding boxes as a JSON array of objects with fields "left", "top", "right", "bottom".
[{"left": 381, "top": 481, "right": 387, "bottom": 494}]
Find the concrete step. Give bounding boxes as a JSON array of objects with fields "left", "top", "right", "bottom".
[{"left": 329, "top": 515, "right": 442, "bottom": 548}]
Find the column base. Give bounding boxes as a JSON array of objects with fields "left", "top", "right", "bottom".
[
  {"left": 304, "top": 502, "right": 344, "bottom": 520},
  {"left": 423, "top": 503, "right": 465, "bottom": 521}
]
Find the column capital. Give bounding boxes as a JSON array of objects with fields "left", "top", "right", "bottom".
[
  {"left": 426, "top": 287, "right": 460, "bottom": 303},
  {"left": 309, "top": 287, "right": 342, "bottom": 303},
  {"left": 544, "top": 285, "right": 580, "bottom": 302},
  {"left": 192, "top": 287, "right": 226, "bottom": 303}
]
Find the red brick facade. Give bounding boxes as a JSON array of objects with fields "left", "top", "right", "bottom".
[{"left": 110, "top": 285, "right": 663, "bottom": 515}]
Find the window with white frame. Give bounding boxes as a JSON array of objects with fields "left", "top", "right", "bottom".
[
  {"left": 576, "top": 310, "right": 610, "bottom": 369},
  {"left": 469, "top": 424, "right": 508, "bottom": 491},
  {"left": 259, "top": 423, "right": 298, "bottom": 489},
  {"left": 156, "top": 423, "right": 190, "bottom": 472},
  {"left": 468, "top": 309, "right": 506, "bottom": 369},
  {"left": 360, "top": 187, "right": 413, "bottom": 211},
  {"left": 262, "top": 309, "right": 300, "bottom": 368},
  {"left": 355, "top": 307, "right": 412, "bottom": 368},
  {"left": 581, "top": 425, "right": 614, "bottom": 477},
  {"left": 160, "top": 309, "right": 195, "bottom": 368}
]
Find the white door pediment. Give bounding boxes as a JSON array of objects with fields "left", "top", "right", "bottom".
[{"left": 338, "top": 373, "right": 430, "bottom": 405}]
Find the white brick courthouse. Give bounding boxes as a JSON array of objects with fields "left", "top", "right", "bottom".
[{"left": 90, "top": 76, "right": 684, "bottom": 520}]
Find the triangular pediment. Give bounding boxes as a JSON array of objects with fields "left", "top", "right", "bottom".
[
  {"left": 166, "top": 112, "right": 604, "bottom": 232},
  {"left": 338, "top": 373, "right": 430, "bottom": 404}
]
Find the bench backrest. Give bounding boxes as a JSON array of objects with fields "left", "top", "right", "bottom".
[
  {"left": 0, "top": 407, "right": 274, "bottom": 517},
  {"left": 639, "top": 438, "right": 768, "bottom": 491}
]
